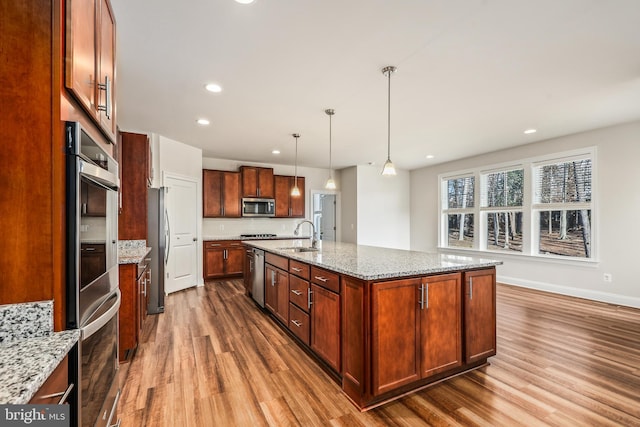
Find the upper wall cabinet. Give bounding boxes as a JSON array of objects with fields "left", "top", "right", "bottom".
[
  {"left": 240, "top": 166, "right": 274, "bottom": 198},
  {"left": 203, "top": 170, "right": 241, "bottom": 218},
  {"left": 66, "top": 0, "right": 117, "bottom": 142},
  {"left": 274, "top": 175, "right": 305, "bottom": 218}
]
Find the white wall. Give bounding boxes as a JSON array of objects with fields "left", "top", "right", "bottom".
[
  {"left": 410, "top": 120, "right": 640, "bottom": 308},
  {"left": 201, "top": 157, "right": 340, "bottom": 239},
  {"left": 340, "top": 165, "right": 411, "bottom": 249}
]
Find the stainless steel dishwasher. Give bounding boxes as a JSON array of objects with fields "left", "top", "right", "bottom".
[{"left": 251, "top": 248, "right": 265, "bottom": 307}]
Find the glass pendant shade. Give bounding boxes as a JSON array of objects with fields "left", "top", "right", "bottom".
[
  {"left": 325, "top": 177, "right": 336, "bottom": 190},
  {"left": 291, "top": 185, "right": 301, "bottom": 196},
  {"left": 382, "top": 158, "right": 396, "bottom": 176}
]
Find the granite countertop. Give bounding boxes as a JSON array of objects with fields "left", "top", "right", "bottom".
[
  {"left": 0, "top": 301, "right": 80, "bottom": 404},
  {"left": 203, "top": 235, "right": 309, "bottom": 241},
  {"left": 0, "top": 330, "right": 80, "bottom": 404},
  {"left": 244, "top": 240, "right": 502, "bottom": 281},
  {"left": 118, "top": 240, "right": 152, "bottom": 264}
]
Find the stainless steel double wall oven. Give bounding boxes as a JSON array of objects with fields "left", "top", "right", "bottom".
[{"left": 66, "top": 121, "right": 121, "bottom": 427}]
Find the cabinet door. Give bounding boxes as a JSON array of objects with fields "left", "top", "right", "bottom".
[
  {"left": 225, "top": 245, "right": 245, "bottom": 275},
  {"left": 290, "top": 176, "right": 305, "bottom": 217},
  {"left": 137, "top": 272, "right": 145, "bottom": 337},
  {"left": 371, "top": 278, "right": 421, "bottom": 396},
  {"left": 97, "top": 0, "right": 116, "bottom": 140},
  {"left": 244, "top": 250, "right": 254, "bottom": 295},
  {"left": 66, "top": 0, "right": 97, "bottom": 114},
  {"left": 265, "top": 264, "right": 278, "bottom": 315},
  {"left": 222, "top": 172, "right": 241, "bottom": 217},
  {"left": 257, "top": 167, "right": 274, "bottom": 198},
  {"left": 275, "top": 269, "right": 289, "bottom": 325},
  {"left": 204, "top": 247, "right": 225, "bottom": 279},
  {"left": 274, "top": 175, "right": 291, "bottom": 217},
  {"left": 420, "top": 273, "right": 462, "bottom": 377},
  {"left": 464, "top": 269, "right": 497, "bottom": 363},
  {"left": 203, "top": 170, "right": 223, "bottom": 217},
  {"left": 310, "top": 284, "right": 341, "bottom": 372},
  {"left": 29, "top": 356, "right": 70, "bottom": 404},
  {"left": 241, "top": 167, "right": 259, "bottom": 197}
]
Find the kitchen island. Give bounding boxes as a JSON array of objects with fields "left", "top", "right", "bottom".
[{"left": 244, "top": 239, "right": 502, "bottom": 410}]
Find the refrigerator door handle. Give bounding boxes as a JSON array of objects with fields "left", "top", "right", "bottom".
[{"left": 165, "top": 208, "right": 171, "bottom": 265}]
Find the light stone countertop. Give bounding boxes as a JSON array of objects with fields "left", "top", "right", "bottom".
[
  {"left": 244, "top": 240, "right": 502, "bottom": 281},
  {"left": 0, "top": 301, "right": 80, "bottom": 404},
  {"left": 118, "top": 240, "right": 152, "bottom": 265},
  {"left": 203, "top": 235, "right": 309, "bottom": 241}
]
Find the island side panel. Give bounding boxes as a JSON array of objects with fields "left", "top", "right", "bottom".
[
  {"left": 341, "top": 276, "right": 368, "bottom": 407},
  {"left": 463, "top": 268, "right": 497, "bottom": 363}
]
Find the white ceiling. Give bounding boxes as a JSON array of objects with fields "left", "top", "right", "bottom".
[{"left": 110, "top": 0, "right": 640, "bottom": 171}]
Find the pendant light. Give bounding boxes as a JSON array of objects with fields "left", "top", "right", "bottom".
[
  {"left": 325, "top": 109, "right": 337, "bottom": 190},
  {"left": 291, "top": 133, "right": 301, "bottom": 197},
  {"left": 381, "top": 65, "right": 397, "bottom": 176}
]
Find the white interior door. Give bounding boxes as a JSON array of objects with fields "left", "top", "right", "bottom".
[
  {"left": 165, "top": 175, "right": 197, "bottom": 294},
  {"left": 320, "top": 194, "right": 336, "bottom": 241}
]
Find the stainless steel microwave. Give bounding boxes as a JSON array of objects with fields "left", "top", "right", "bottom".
[{"left": 242, "top": 198, "right": 275, "bottom": 217}]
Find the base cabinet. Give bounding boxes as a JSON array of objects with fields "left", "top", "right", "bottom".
[
  {"left": 203, "top": 240, "right": 244, "bottom": 279},
  {"left": 265, "top": 263, "right": 289, "bottom": 324},
  {"left": 464, "top": 269, "right": 497, "bottom": 363},
  {"left": 371, "top": 273, "right": 462, "bottom": 395},
  {"left": 310, "top": 283, "right": 341, "bottom": 372},
  {"left": 29, "top": 355, "right": 72, "bottom": 405},
  {"left": 119, "top": 260, "right": 149, "bottom": 361}
]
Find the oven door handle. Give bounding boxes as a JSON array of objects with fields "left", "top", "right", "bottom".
[
  {"left": 79, "top": 158, "right": 119, "bottom": 191},
  {"left": 81, "top": 289, "right": 121, "bottom": 340}
]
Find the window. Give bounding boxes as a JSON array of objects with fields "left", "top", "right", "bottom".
[
  {"left": 481, "top": 169, "right": 523, "bottom": 253},
  {"left": 439, "top": 149, "right": 595, "bottom": 260},
  {"left": 533, "top": 158, "right": 592, "bottom": 258},
  {"left": 442, "top": 176, "right": 474, "bottom": 248}
]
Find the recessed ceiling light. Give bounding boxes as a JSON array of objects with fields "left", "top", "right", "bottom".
[
  {"left": 196, "top": 118, "right": 210, "bottom": 125},
  {"left": 235, "top": 0, "right": 255, "bottom": 4},
  {"left": 426, "top": 154, "right": 435, "bottom": 159},
  {"left": 272, "top": 150, "right": 280, "bottom": 155},
  {"left": 205, "top": 83, "right": 222, "bottom": 93},
  {"left": 524, "top": 129, "right": 537, "bottom": 134}
]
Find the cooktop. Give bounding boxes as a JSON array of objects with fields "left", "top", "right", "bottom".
[{"left": 240, "top": 233, "right": 277, "bottom": 238}]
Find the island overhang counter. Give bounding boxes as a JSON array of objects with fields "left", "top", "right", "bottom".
[{"left": 243, "top": 239, "right": 503, "bottom": 410}]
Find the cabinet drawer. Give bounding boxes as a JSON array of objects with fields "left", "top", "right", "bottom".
[
  {"left": 311, "top": 266, "right": 340, "bottom": 293},
  {"left": 81, "top": 243, "right": 105, "bottom": 253},
  {"left": 289, "top": 303, "right": 310, "bottom": 345},
  {"left": 289, "top": 274, "right": 310, "bottom": 312},
  {"left": 289, "top": 259, "right": 310, "bottom": 280},
  {"left": 266, "top": 252, "right": 288, "bottom": 271},
  {"left": 204, "top": 240, "right": 241, "bottom": 249},
  {"left": 29, "top": 355, "right": 72, "bottom": 405}
]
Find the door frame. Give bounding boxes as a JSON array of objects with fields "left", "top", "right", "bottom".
[
  {"left": 162, "top": 171, "right": 203, "bottom": 287},
  {"left": 310, "top": 189, "right": 341, "bottom": 243}
]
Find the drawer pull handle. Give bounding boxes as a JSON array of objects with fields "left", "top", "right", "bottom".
[
  {"left": 314, "top": 276, "right": 328, "bottom": 282},
  {"left": 291, "top": 290, "right": 302, "bottom": 296},
  {"left": 291, "top": 320, "right": 302, "bottom": 328},
  {"left": 37, "top": 382, "right": 74, "bottom": 404},
  {"left": 291, "top": 267, "right": 302, "bottom": 272}
]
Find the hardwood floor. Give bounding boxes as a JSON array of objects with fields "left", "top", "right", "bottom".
[{"left": 118, "top": 280, "right": 640, "bottom": 426}]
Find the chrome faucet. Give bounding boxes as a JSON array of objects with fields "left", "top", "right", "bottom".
[{"left": 294, "top": 220, "right": 318, "bottom": 248}]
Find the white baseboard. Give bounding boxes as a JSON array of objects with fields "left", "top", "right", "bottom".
[{"left": 497, "top": 275, "right": 640, "bottom": 309}]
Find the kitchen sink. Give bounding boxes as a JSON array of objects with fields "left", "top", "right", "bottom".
[{"left": 276, "top": 246, "right": 319, "bottom": 253}]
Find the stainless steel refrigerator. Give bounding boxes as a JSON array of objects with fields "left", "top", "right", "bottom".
[{"left": 147, "top": 187, "right": 167, "bottom": 313}]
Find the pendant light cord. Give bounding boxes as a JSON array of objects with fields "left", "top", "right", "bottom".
[
  {"left": 294, "top": 134, "right": 298, "bottom": 188},
  {"left": 329, "top": 113, "right": 333, "bottom": 176},
  {"left": 387, "top": 68, "right": 391, "bottom": 161}
]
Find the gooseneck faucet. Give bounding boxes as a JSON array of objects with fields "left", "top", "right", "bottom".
[{"left": 294, "top": 220, "right": 318, "bottom": 249}]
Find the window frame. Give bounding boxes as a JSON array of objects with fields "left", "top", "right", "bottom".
[{"left": 438, "top": 147, "right": 597, "bottom": 263}]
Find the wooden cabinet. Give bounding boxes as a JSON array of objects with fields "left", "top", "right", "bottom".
[
  {"left": 265, "top": 262, "right": 289, "bottom": 325},
  {"left": 244, "top": 247, "right": 254, "bottom": 295},
  {"left": 81, "top": 181, "right": 106, "bottom": 216},
  {"left": 119, "top": 261, "right": 149, "bottom": 361},
  {"left": 203, "top": 170, "right": 241, "bottom": 217},
  {"left": 118, "top": 132, "right": 149, "bottom": 240},
  {"left": 29, "top": 355, "right": 72, "bottom": 405},
  {"left": 203, "top": 241, "right": 244, "bottom": 279},
  {"left": 80, "top": 243, "right": 106, "bottom": 287},
  {"left": 240, "top": 166, "right": 274, "bottom": 198},
  {"left": 310, "top": 282, "right": 341, "bottom": 372},
  {"left": 371, "top": 273, "right": 462, "bottom": 396},
  {"left": 464, "top": 269, "right": 497, "bottom": 363},
  {"left": 66, "top": 0, "right": 117, "bottom": 141},
  {"left": 274, "top": 175, "right": 305, "bottom": 218},
  {"left": 289, "top": 303, "right": 310, "bottom": 345}
]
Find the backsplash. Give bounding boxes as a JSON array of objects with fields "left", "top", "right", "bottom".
[
  {"left": 202, "top": 218, "right": 303, "bottom": 238},
  {"left": 0, "top": 301, "right": 53, "bottom": 344}
]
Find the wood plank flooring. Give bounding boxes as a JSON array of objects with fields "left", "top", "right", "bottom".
[{"left": 117, "top": 280, "right": 640, "bottom": 426}]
